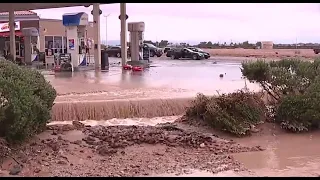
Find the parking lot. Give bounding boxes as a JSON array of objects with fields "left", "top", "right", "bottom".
[{"left": 48, "top": 56, "right": 260, "bottom": 102}]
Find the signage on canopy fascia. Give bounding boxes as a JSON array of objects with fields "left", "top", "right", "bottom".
[{"left": 0, "top": 21, "right": 20, "bottom": 33}]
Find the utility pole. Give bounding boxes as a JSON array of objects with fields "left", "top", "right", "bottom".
[{"left": 104, "top": 14, "right": 110, "bottom": 47}]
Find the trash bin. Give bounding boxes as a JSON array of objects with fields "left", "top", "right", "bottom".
[
  {"left": 101, "top": 50, "right": 109, "bottom": 70},
  {"left": 142, "top": 44, "right": 150, "bottom": 61},
  {"left": 38, "top": 52, "right": 46, "bottom": 66}
]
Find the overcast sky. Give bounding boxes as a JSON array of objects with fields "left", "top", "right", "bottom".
[{"left": 34, "top": 3, "right": 320, "bottom": 44}]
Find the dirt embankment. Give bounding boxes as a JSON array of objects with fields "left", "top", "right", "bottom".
[
  {"left": 0, "top": 121, "right": 263, "bottom": 177},
  {"left": 204, "top": 48, "right": 317, "bottom": 59}
]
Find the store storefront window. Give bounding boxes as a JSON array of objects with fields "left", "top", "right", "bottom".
[
  {"left": 54, "top": 36, "right": 62, "bottom": 54},
  {"left": 45, "top": 36, "right": 53, "bottom": 56},
  {"left": 45, "top": 36, "right": 67, "bottom": 56}
]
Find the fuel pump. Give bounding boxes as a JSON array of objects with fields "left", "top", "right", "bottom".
[
  {"left": 62, "top": 12, "right": 89, "bottom": 71},
  {"left": 128, "top": 22, "right": 145, "bottom": 62},
  {"left": 21, "top": 27, "right": 40, "bottom": 65}
]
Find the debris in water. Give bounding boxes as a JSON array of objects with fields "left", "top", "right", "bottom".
[{"left": 81, "top": 125, "right": 263, "bottom": 155}]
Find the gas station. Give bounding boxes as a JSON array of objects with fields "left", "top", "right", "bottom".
[{"left": 0, "top": 3, "right": 149, "bottom": 71}]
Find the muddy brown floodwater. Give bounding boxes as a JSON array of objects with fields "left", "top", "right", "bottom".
[
  {"left": 46, "top": 58, "right": 260, "bottom": 102},
  {"left": 48, "top": 59, "right": 260, "bottom": 122},
  {"left": 232, "top": 124, "right": 320, "bottom": 177}
]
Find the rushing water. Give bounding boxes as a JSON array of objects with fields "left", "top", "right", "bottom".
[{"left": 48, "top": 116, "right": 180, "bottom": 127}]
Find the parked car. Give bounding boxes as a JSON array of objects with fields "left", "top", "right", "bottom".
[
  {"left": 170, "top": 48, "right": 204, "bottom": 60},
  {"left": 314, "top": 48, "right": 320, "bottom": 54},
  {"left": 166, "top": 47, "right": 183, "bottom": 57},
  {"left": 105, "top": 46, "right": 130, "bottom": 58},
  {"left": 187, "top": 47, "right": 210, "bottom": 59},
  {"left": 164, "top": 47, "right": 172, "bottom": 54},
  {"left": 106, "top": 44, "right": 163, "bottom": 58},
  {"left": 166, "top": 48, "right": 175, "bottom": 57},
  {"left": 144, "top": 43, "right": 163, "bottom": 57}
]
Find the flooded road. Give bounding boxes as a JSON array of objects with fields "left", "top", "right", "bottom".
[{"left": 45, "top": 58, "right": 260, "bottom": 102}]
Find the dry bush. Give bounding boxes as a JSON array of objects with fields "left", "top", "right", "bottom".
[{"left": 186, "top": 91, "right": 266, "bottom": 136}]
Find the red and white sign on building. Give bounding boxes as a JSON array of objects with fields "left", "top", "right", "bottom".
[{"left": 0, "top": 21, "right": 20, "bottom": 33}]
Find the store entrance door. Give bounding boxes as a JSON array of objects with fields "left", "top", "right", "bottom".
[{"left": 5, "top": 41, "right": 22, "bottom": 57}]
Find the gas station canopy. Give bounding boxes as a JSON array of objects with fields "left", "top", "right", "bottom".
[
  {"left": 0, "top": 3, "right": 106, "bottom": 13},
  {"left": 0, "top": 3, "right": 128, "bottom": 69}
]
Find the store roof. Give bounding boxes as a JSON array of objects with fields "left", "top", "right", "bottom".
[
  {"left": 0, "top": 10, "right": 37, "bottom": 16},
  {"left": 0, "top": 10, "right": 39, "bottom": 22}
]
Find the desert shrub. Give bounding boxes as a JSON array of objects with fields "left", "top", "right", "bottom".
[
  {"left": 242, "top": 58, "right": 320, "bottom": 132},
  {"left": 186, "top": 91, "right": 266, "bottom": 136},
  {"left": 0, "top": 58, "right": 56, "bottom": 143},
  {"left": 276, "top": 77, "right": 320, "bottom": 132},
  {"left": 186, "top": 93, "right": 209, "bottom": 118},
  {"left": 242, "top": 58, "right": 320, "bottom": 103}
]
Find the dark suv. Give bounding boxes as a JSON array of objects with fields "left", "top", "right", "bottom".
[{"left": 105, "top": 46, "right": 130, "bottom": 58}]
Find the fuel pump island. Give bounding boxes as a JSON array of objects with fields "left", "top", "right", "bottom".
[
  {"left": 53, "top": 11, "right": 150, "bottom": 72},
  {"left": 125, "top": 21, "right": 151, "bottom": 71},
  {"left": 52, "top": 12, "right": 90, "bottom": 72}
]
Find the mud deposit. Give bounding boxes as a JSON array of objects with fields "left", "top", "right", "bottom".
[{"left": 0, "top": 122, "right": 262, "bottom": 177}]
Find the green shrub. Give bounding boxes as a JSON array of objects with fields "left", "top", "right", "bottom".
[
  {"left": 242, "top": 58, "right": 320, "bottom": 133},
  {"left": 276, "top": 78, "right": 320, "bottom": 132},
  {"left": 186, "top": 91, "right": 266, "bottom": 136},
  {"left": 241, "top": 58, "right": 320, "bottom": 103},
  {"left": 186, "top": 93, "right": 209, "bottom": 118},
  {"left": 0, "top": 59, "right": 56, "bottom": 143}
]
